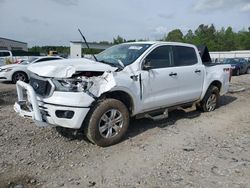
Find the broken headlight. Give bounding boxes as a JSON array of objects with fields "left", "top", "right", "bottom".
[{"left": 52, "top": 78, "right": 94, "bottom": 92}]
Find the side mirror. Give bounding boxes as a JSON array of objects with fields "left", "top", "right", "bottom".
[{"left": 143, "top": 59, "right": 153, "bottom": 70}]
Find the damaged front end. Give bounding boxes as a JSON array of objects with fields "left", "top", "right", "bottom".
[{"left": 14, "top": 69, "right": 117, "bottom": 129}]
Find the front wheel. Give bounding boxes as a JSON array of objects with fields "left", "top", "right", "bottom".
[
  {"left": 12, "top": 71, "right": 28, "bottom": 84},
  {"left": 200, "top": 86, "right": 220, "bottom": 112},
  {"left": 84, "top": 99, "right": 130, "bottom": 147}
]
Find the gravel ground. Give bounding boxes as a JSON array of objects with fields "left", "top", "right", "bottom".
[{"left": 0, "top": 75, "right": 250, "bottom": 188}]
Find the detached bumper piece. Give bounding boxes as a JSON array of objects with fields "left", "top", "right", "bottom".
[
  {"left": 14, "top": 80, "right": 49, "bottom": 127},
  {"left": 14, "top": 80, "right": 91, "bottom": 129},
  {"left": 14, "top": 101, "right": 34, "bottom": 118}
]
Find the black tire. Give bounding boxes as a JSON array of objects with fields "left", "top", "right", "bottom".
[
  {"left": 84, "top": 99, "right": 129, "bottom": 147},
  {"left": 200, "top": 86, "right": 220, "bottom": 112},
  {"left": 246, "top": 67, "right": 250, "bottom": 74},
  {"left": 12, "top": 71, "right": 28, "bottom": 84},
  {"left": 235, "top": 69, "right": 240, "bottom": 76}
]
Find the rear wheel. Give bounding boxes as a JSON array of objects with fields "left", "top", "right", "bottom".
[
  {"left": 84, "top": 99, "right": 130, "bottom": 147},
  {"left": 246, "top": 67, "right": 250, "bottom": 74},
  {"left": 12, "top": 71, "right": 28, "bottom": 84},
  {"left": 235, "top": 69, "right": 240, "bottom": 76},
  {"left": 200, "top": 86, "right": 220, "bottom": 112}
]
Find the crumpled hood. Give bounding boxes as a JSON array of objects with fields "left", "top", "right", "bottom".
[{"left": 28, "top": 58, "right": 117, "bottom": 78}]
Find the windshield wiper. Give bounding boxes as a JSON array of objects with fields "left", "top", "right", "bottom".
[
  {"left": 78, "top": 28, "right": 98, "bottom": 62},
  {"left": 98, "top": 60, "right": 124, "bottom": 70}
]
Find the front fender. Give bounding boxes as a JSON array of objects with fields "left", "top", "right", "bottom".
[{"left": 109, "top": 86, "right": 140, "bottom": 115}]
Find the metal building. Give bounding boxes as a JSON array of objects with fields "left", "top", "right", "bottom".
[
  {"left": 0, "top": 37, "right": 28, "bottom": 51},
  {"left": 210, "top": 50, "right": 250, "bottom": 62},
  {"left": 70, "top": 41, "right": 112, "bottom": 58}
]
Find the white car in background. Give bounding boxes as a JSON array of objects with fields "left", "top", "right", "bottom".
[
  {"left": 0, "top": 50, "right": 13, "bottom": 66},
  {"left": 0, "top": 56, "right": 64, "bottom": 83}
]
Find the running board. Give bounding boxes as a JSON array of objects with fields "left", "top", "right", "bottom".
[
  {"left": 177, "top": 103, "right": 197, "bottom": 113},
  {"left": 144, "top": 109, "right": 168, "bottom": 121},
  {"left": 135, "top": 101, "right": 199, "bottom": 121}
]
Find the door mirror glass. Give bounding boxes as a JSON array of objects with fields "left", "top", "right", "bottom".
[{"left": 143, "top": 59, "right": 153, "bottom": 70}]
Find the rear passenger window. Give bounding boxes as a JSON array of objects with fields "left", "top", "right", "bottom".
[
  {"left": 145, "top": 46, "right": 173, "bottom": 69},
  {"left": 174, "top": 46, "right": 197, "bottom": 66}
]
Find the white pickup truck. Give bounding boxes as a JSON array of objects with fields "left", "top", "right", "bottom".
[{"left": 14, "top": 42, "right": 231, "bottom": 146}]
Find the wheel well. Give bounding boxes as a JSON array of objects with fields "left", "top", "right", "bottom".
[
  {"left": 12, "top": 71, "right": 28, "bottom": 79},
  {"left": 209, "top": 80, "right": 222, "bottom": 91},
  {"left": 101, "top": 91, "right": 134, "bottom": 115}
]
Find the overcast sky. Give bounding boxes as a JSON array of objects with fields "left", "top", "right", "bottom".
[{"left": 0, "top": 0, "right": 249, "bottom": 47}]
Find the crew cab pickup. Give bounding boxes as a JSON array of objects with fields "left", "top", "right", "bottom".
[{"left": 14, "top": 42, "right": 231, "bottom": 146}]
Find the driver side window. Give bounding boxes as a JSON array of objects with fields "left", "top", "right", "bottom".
[{"left": 145, "top": 45, "right": 173, "bottom": 69}]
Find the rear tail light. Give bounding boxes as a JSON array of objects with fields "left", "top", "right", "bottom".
[{"left": 223, "top": 68, "right": 232, "bottom": 82}]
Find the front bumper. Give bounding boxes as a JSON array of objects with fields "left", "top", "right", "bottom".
[
  {"left": 0, "top": 71, "right": 12, "bottom": 81},
  {"left": 14, "top": 81, "right": 92, "bottom": 129}
]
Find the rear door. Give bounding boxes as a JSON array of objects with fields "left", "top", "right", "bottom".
[
  {"left": 172, "top": 45, "right": 205, "bottom": 101},
  {"left": 141, "top": 45, "right": 204, "bottom": 111}
]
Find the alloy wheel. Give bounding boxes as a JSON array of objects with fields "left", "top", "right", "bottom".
[
  {"left": 15, "top": 73, "right": 26, "bottom": 81},
  {"left": 98, "top": 109, "right": 123, "bottom": 138},
  {"left": 206, "top": 94, "right": 217, "bottom": 112}
]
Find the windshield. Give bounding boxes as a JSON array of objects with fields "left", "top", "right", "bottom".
[
  {"left": 20, "top": 57, "right": 38, "bottom": 64},
  {"left": 96, "top": 43, "right": 152, "bottom": 67},
  {"left": 222, "top": 59, "right": 231, "bottom": 63}
]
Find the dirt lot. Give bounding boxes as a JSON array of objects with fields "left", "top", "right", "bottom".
[{"left": 0, "top": 75, "right": 250, "bottom": 188}]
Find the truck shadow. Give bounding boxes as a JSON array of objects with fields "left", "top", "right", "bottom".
[
  {"left": 54, "top": 95, "right": 237, "bottom": 144},
  {"left": 217, "top": 95, "right": 237, "bottom": 109},
  {"left": 126, "top": 110, "right": 199, "bottom": 140},
  {"left": 125, "top": 95, "right": 237, "bottom": 140}
]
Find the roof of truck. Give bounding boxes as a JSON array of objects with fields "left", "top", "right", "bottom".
[{"left": 123, "top": 41, "right": 197, "bottom": 47}]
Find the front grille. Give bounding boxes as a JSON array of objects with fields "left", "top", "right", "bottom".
[{"left": 30, "top": 76, "right": 52, "bottom": 97}]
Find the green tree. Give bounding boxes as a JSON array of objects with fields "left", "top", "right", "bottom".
[
  {"left": 113, "top": 35, "right": 126, "bottom": 44},
  {"left": 193, "top": 24, "right": 217, "bottom": 50},
  {"left": 223, "top": 27, "right": 236, "bottom": 50},
  {"left": 236, "top": 28, "right": 250, "bottom": 50},
  {"left": 164, "top": 29, "right": 184, "bottom": 42},
  {"left": 99, "top": 41, "right": 110, "bottom": 44},
  {"left": 184, "top": 29, "right": 195, "bottom": 43}
]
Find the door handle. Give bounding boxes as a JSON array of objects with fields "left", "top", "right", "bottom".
[
  {"left": 195, "top": 69, "right": 201, "bottom": 73},
  {"left": 169, "top": 72, "right": 177, "bottom": 76}
]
